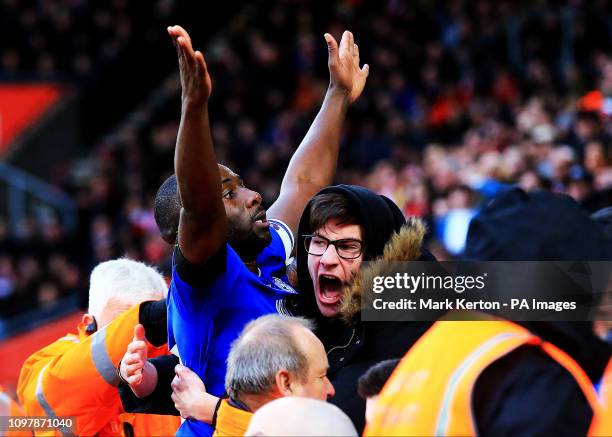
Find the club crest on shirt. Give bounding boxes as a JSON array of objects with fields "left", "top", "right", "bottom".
[
  {"left": 276, "top": 298, "right": 293, "bottom": 316},
  {"left": 272, "top": 276, "right": 297, "bottom": 294}
]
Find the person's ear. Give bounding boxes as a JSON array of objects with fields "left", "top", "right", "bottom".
[
  {"left": 275, "top": 369, "right": 293, "bottom": 396},
  {"left": 81, "top": 314, "right": 97, "bottom": 334},
  {"left": 82, "top": 313, "right": 93, "bottom": 326},
  {"left": 594, "top": 320, "right": 612, "bottom": 341}
]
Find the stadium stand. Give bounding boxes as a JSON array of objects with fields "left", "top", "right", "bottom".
[{"left": 1, "top": 0, "right": 611, "bottom": 330}]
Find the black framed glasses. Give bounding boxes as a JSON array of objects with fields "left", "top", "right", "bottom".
[{"left": 303, "top": 234, "right": 364, "bottom": 260}]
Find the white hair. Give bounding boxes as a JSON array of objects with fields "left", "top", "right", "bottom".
[
  {"left": 225, "top": 314, "right": 314, "bottom": 399},
  {"left": 87, "top": 258, "right": 167, "bottom": 320},
  {"left": 245, "top": 397, "right": 358, "bottom": 436}
]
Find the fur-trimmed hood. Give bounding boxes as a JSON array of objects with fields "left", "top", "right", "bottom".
[{"left": 340, "top": 217, "right": 427, "bottom": 320}]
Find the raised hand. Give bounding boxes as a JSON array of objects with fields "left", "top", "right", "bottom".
[
  {"left": 167, "top": 25, "right": 212, "bottom": 107},
  {"left": 120, "top": 324, "right": 148, "bottom": 386},
  {"left": 325, "top": 30, "right": 369, "bottom": 104},
  {"left": 267, "top": 31, "right": 368, "bottom": 234},
  {"left": 169, "top": 24, "right": 227, "bottom": 266}
]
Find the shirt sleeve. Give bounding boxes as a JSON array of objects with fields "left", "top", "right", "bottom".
[
  {"left": 167, "top": 244, "right": 244, "bottom": 353},
  {"left": 172, "top": 243, "right": 229, "bottom": 289},
  {"left": 139, "top": 299, "right": 167, "bottom": 347},
  {"left": 168, "top": 244, "right": 242, "bottom": 312},
  {"left": 268, "top": 219, "right": 294, "bottom": 263},
  {"left": 119, "top": 354, "right": 180, "bottom": 416}
]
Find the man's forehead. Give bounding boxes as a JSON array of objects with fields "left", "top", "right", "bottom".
[
  {"left": 218, "top": 164, "right": 240, "bottom": 182},
  {"left": 314, "top": 220, "right": 363, "bottom": 238}
]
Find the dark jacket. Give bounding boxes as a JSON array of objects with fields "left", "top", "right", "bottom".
[
  {"left": 326, "top": 187, "right": 611, "bottom": 435},
  {"left": 464, "top": 187, "right": 612, "bottom": 384},
  {"left": 288, "top": 184, "right": 435, "bottom": 433},
  {"left": 463, "top": 188, "right": 612, "bottom": 435}
]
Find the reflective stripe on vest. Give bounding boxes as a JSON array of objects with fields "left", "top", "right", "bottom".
[
  {"left": 366, "top": 319, "right": 601, "bottom": 436},
  {"left": 91, "top": 327, "right": 120, "bottom": 387},
  {"left": 436, "top": 332, "right": 523, "bottom": 435},
  {"left": 0, "top": 391, "right": 10, "bottom": 417},
  {"left": 538, "top": 341, "right": 600, "bottom": 411},
  {"left": 35, "top": 364, "right": 73, "bottom": 436},
  {"left": 589, "top": 359, "right": 612, "bottom": 436}
]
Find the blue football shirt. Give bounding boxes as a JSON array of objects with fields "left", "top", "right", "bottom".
[{"left": 167, "top": 219, "right": 296, "bottom": 436}]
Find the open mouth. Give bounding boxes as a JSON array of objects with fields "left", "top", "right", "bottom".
[
  {"left": 252, "top": 210, "right": 268, "bottom": 225},
  {"left": 317, "top": 274, "right": 344, "bottom": 304}
]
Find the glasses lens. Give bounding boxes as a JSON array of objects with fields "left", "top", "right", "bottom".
[
  {"left": 336, "top": 240, "right": 362, "bottom": 259},
  {"left": 305, "top": 235, "right": 328, "bottom": 255}
]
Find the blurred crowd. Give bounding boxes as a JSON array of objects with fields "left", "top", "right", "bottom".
[
  {"left": 3, "top": 0, "right": 612, "bottom": 318},
  {"left": 0, "top": 0, "right": 178, "bottom": 79}
]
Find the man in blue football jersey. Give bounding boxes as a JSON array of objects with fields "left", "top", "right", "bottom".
[{"left": 119, "top": 24, "right": 368, "bottom": 436}]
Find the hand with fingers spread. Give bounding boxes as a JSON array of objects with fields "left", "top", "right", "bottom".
[
  {"left": 171, "top": 364, "right": 219, "bottom": 423},
  {"left": 267, "top": 30, "right": 369, "bottom": 234},
  {"left": 325, "top": 30, "right": 369, "bottom": 104},
  {"left": 167, "top": 25, "right": 212, "bottom": 107},
  {"left": 120, "top": 324, "right": 148, "bottom": 386}
]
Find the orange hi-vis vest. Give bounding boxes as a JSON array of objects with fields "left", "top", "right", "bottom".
[
  {"left": 213, "top": 399, "right": 253, "bottom": 436},
  {"left": 590, "top": 358, "right": 612, "bottom": 436},
  {"left": 17, "top": 303, "right": 180, "bottom": 437},
  {"left": 366, "top": 317, "right": 602, "bottom": 437},
  {"left": 1, "top": 385, "right": 33, "bottom": 436}
]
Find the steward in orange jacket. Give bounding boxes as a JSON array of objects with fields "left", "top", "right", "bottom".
[
  {"left": 1, "top": 385, "right": 34, "bottom": 436},
  {"left": 17, "top": 259, "right": 179, "bottom": 437},
  {"left": 590, "top": 359, "right": 612, "bottom": 436},
  {"left": 212, "top": 399, "right": 252, "bottom": 437},
  {"left": 366, "top": 315, "right": 607, "bottom": 436},
  {"left": 1, "top": 384, "right": 27, "bottom": 417},
  {"left": 366, "top": 189, "right": 612, "bottom": 436}
]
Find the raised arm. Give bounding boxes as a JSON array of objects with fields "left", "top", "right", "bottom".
[
  {"left": 267, "top": 31, "right": 369, "bottom": 235},
  {"left": 168, "top": 25, "right": 228, "bottom": 264}
]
